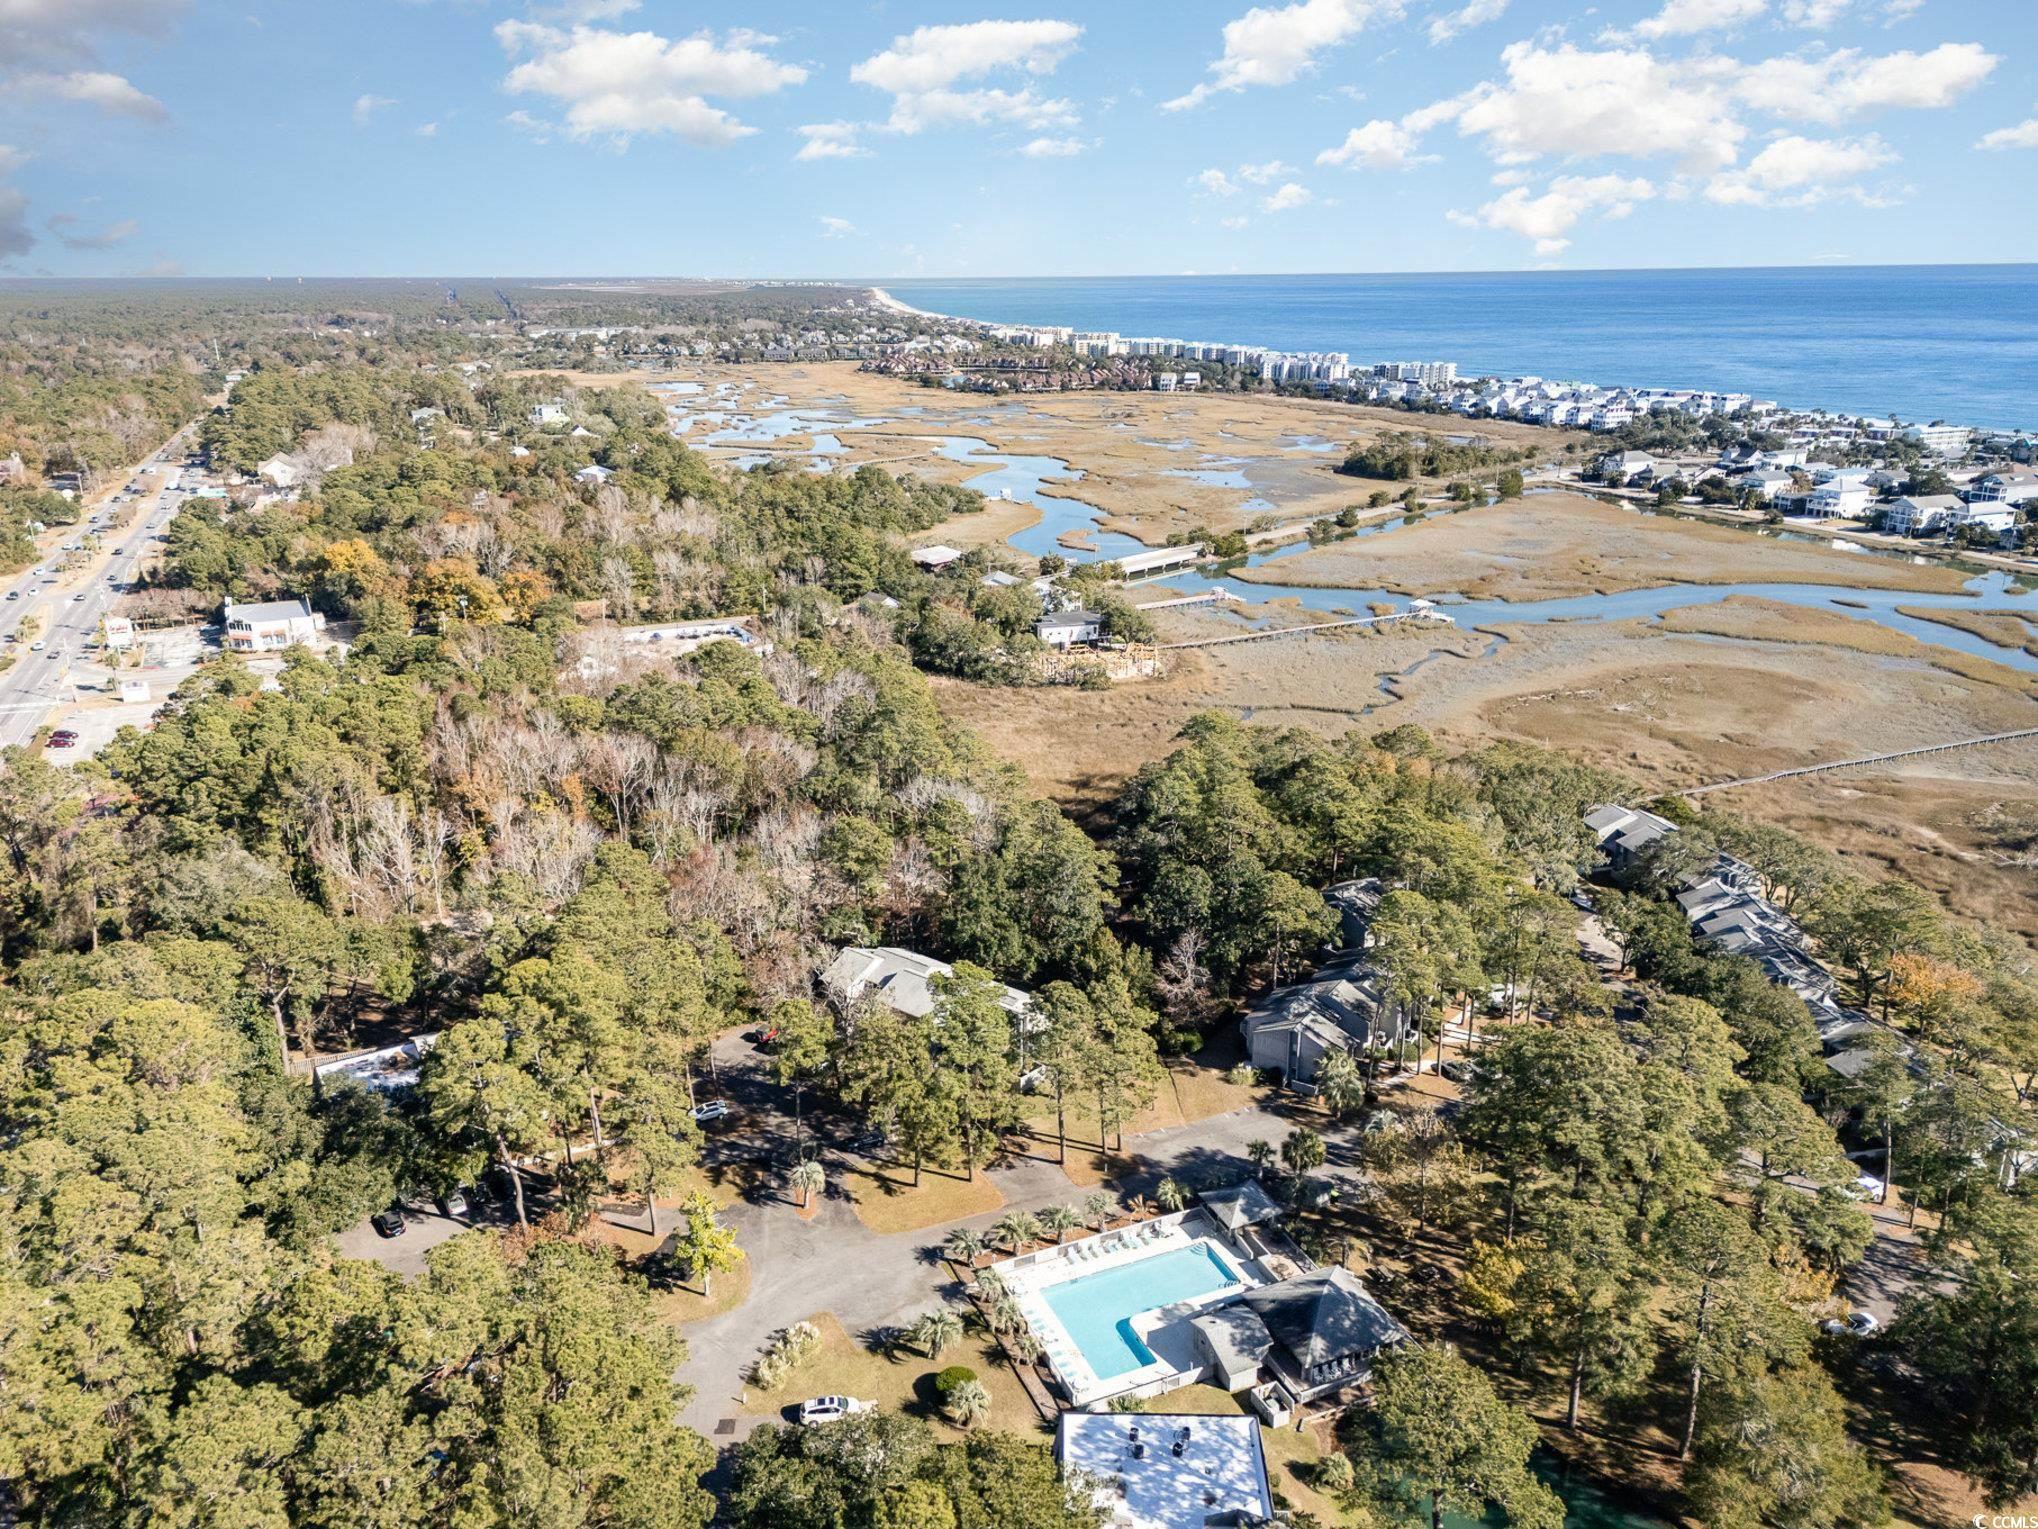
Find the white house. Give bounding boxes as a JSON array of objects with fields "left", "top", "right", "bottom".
[
  {"left": 528, "top": 402, "right": 567, "bottom": 427},
  {"left": 910, "top": 544, "right": 965, "bottom": 570},
  {"left": 222, "top": 597, "right": 324, "bottom": 651},
  {"left": 1881, "top": 494, "right": 1965, "bottom": 536},
  {"left": 819, "top": 946, "right": 1036, "bottom": 1032},
  {"left": 1036, "top": 609, "right": 1104, "bottom": 648},
  {"left": 1803, "top": 480, "right": 1872, "bottom": 520},
  {"left": 1969, "top": 471, "right": 2038, "bottom": 507},
  {"left": 574, "top": 464, "right": 614, "bottom": 485},
  {"left": 256, "top": 454, "right": 302, "bottom": 490}
]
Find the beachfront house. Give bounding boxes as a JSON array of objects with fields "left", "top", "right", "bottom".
[
  {"left": 1882, "top": 494, "right": 1965, "bottom": 536},
  {"left": 1055, "top": 1412, "right": 1273, "bottom": 1529},
  {"left": 1593, "top": 449, "right": 1659, "bottom": 482},
  {"left": 1804, "top": 480, "right": 1872, "bottom": 520},
  {"left": 911, "top": 544, "right": 966, "bottom": 571},
  {"left": 1969, "top": 471, "right": 2038, "bottom": 507}
]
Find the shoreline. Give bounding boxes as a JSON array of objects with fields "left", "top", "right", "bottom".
[{"left": 859, "top": 279, "right": 2036, "bottom": 442}]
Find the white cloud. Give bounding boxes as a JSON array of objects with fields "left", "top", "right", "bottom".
[
  {"left": 1977, "top": 119, "right": 2038, "bottom": 151},
  {"left": 794, "top": 121, "right": 868, "bottom": 161},
  {"left": 17, "top": 69, "right": 166, "bottom": 119},
  {"left": 1165, "top": 0, "right": 1400, "bottom": 111},
  {"left": 497, "top": 21, "right": 807, "bottom": 146},
  {"left": 1428, "top": 0, "right": 1508, "bottom": 45},
  {"left": 851, "top": 20, "right": 1081, "bottom": 95},
  {"left": 1705, "top": 132, "right": 1894, "bottom": 203},
  {"left": 1446, "top": 41, "right": 1746, "bottom": 172},
  {"left": 1737, "top": 42, "right": 1997, "bottom": 123},
  {"left": 504, "top": 109, "right": 555, "bottom": 142},
  {"left": 1317, "top": 117, "right": 1431, "bottom": 169},
  {"left": 1196, "top": 167, "right": 1241, "bottom": 195},
  {"left": 1020, "top": 135, "right": 1087, "bottom": 156},
  {"left": 818, "top": 215, "right": 855, "bottom": 237},
  {"left": 1236, "top": 159, "right": 1293, "bottom": 183},
  {"left": 0, "top": 0, "right": 183, "bottom": 66},
  {"left": 47, "top": 212, "right": 138, "bottom": 249},
  {"left": 1221, "top": 214, "right": 1251, "bottom": 228},
  {"left": 1780, "top": 0, "right": 1850, "bottom": 25},
  {"left": 415, "top": 121, "right": 439, "bottom": 138},
  {"left": 354, "top": 93, "right": 396, "bottom": 125},
  {"left": 1457, "top": 173, "right": 1656, "bottom": 253},
  {"left": 1632, "top": 0, "right": 1766, "bottom": 40},
  {"left": 850, "top": 20, "right": 1083, "bottom": 137},
  {"left": 1263, "top": 181, "right": 1314, "bottom": 210},
  {"left": 879, "top": 86, "right": 1077, "bottom": 135}
]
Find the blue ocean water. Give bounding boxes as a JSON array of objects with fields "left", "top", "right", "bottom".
[{"left": 880, "top": 267, "right": 2038, "bottom": 433}]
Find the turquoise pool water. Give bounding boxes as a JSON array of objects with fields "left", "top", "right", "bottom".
[{"left": 1040, "top": 1244, "right": 1243, "bottom": 1381}]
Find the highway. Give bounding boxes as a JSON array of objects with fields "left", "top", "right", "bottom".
[{"left": 0, "top": 425, "right": 199, "bottom": 752}]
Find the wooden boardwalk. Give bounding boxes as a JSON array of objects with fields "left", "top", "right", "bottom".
[
  {"left": 1682, "top": 727, "right": 2038, "bottom": 796},
  {"left": 1160, "top": 610, "right": 1453, "bottom": 651}
]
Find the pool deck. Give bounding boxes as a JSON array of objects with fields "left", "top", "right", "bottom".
[{"left": 992, "top": 1211, "right": 1273, "bottom": 1409}]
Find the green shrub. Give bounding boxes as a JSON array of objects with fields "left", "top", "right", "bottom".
[{"left": 934, "top": 1365, "right": 977, "bottom": 1398}]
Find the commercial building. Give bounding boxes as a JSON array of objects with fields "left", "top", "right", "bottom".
[{"left": 222, "top": 597, "right": 324, "bottom": 651}]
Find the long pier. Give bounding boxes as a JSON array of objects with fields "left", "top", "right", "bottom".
[
  {"left": 1682, "top": 728, "right": 2038, "bottom": 796},
  {"left": 1160, "top": 608, "right": 1453, "bottom": 650}
]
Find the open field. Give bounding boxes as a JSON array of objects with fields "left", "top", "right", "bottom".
[{"left": 1232, "top": 493, "right": 1971, "bottom": 601}]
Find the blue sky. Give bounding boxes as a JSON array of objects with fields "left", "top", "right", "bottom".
[{"left": 2, "top": 0, "right": 2035, "bottom": 278}]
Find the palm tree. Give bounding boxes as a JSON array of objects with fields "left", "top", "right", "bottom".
[
  {"left": 1155, "top": 1176, "right": 1187, "bottom": 1213},
  {"left": 1083, "top": 1190, "right": 1112, "bottom": 1232},
  {"left": 972, "top": 1270, "right": 1009, "bottom": 1302},
  {"left": 1126, "top": 1193, "right": 1156, "bottom": 1221},
  {"left": 1040, "top": 1204, "right": 1081, "bottom": 1242},
  {"left": 994, "top": 1210, "right": 1042, "bottom": 1252},
  {"left": 947, "top": 1378, "right": 992, "bottom": 1428},
  {"left": 945, "top": 1226, "right": 987, "bottom": 1267},
  {"left": 1009, "top": 1329, "right": 1044, "bottom": 1364},
  {"left": 789, "top": 1158, "right": 825, "bottom": 1210},
  {"left": 1317, "top": 1048, "right": 1366, "bottom": 1121},
  {"left": 989, "top": 1294, "right": 1024, "bottom": 1334},
  {"left": 1246, "top": 1139, "right": 1275, "bottom": 1179},
  {"left": 911, "top": 1308, "right": 964, "bottom": 1360}
]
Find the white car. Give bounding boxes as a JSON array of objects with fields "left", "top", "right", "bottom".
[
  {"left": 1822, "top": 1311, "right": 1880, "bottom": 1338},
  {"left": 691, "top": 1100, "right": 731, "bottom": 1122},
  {"left": 797, "top": 1396, "right": 871, "bottom": 1426}
]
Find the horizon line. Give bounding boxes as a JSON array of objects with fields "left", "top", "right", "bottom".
[{"left": 6, "top": 260, "right": 2038, "bottom": 286}]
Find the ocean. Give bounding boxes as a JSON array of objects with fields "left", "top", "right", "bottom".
[{"left": 879, "top": 266, "right": 2038, "bottom": 434}]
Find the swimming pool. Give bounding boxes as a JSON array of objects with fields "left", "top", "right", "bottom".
[{"left": 1040, "top": 1243, "right": 1244, "bottom": 1381}]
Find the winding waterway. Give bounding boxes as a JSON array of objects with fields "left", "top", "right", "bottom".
[{"left": 666, "top": 391, "right": 2038, "bottom": 676}]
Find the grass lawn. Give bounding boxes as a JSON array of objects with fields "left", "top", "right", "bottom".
[
  {"left": 834, "top": 1157, "right": 1006, "bottom": 1235},
  {"left": 741, "top": 1310, "right": 1047, "bottom": 1437},
  {"left": 652, "top": 1254, "right": 752, "bottom": 1326},
  {"left": 1020, "top": 1043, "right": 1268, "bottom": 1189},
  {"left": 1140, "top": 1384, "right": 1340, "bottom": 1523}
]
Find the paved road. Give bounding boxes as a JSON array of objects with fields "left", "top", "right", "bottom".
[{"left": 0, "top": 428, "right": 197, "bottom": 751}]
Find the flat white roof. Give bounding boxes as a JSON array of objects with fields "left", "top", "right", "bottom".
[{"left": 1057, "top": 1412, "right": 1271, "bottom": 1529}]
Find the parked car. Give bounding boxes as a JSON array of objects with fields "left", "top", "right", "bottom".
[
  {"left": 47, "top": 731, "right": 78, "bottom": 749},
  {"left": 797, "top": 1396, "right": 871, "bottom": 1426},
  {"left": 4, "top": 590, "right": 16, "bottom": 600},
  {"left": 1440, "top": 1060, "right": 1479, "bottom": 1084},
  {"left": 691, "top": 1100, "right": 731, "bottom": 1123},
  {"left": 1845, "top": 1173, "right": 1887, "bottom": 1202},
  {"left": 1822, "top": 1311, "right": 1879, "bottom": 1338},
  {"left": 844, "top": 1128, "right": 887, "bottom": 1155},
  {"left": 436, "top": 1188, "right": 470, "bottom": 1219},
  {"left": 28, "top": 640, "right": 45, "bottom": 651},
  {"left": 370, "top": 1209, "right": 407, "bottom": 1239}
]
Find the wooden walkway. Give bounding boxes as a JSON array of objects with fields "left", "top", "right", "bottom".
[
  {"left": 1682, "top": 727, "right": 2038, "bottom": 796},
  {"left": 1160, "top": 610, "right": 1453, "bottom": 650}
]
